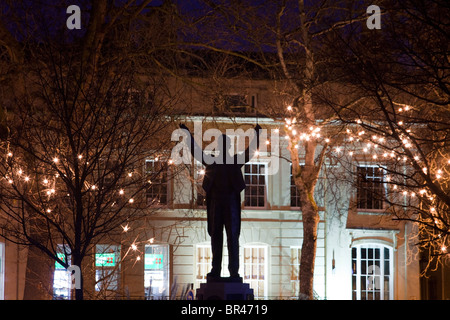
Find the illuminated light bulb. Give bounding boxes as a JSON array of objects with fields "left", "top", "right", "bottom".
[
  {"left": 398, "top": 108, "right": 403, "bottom": 112},
  {"left": 131, "top": 244, "right": 137, "bottom": 251},
  {"left": 335, "top": 147, "right": 341, "bottom": 153},
  {"left": 199, "top": 169, "right": 205, "bottom": 175},
  {"left": 287, "top": 105, "right": 292, "bottom": 111},
  {"left": 349, "top": 151, "right": 354, "bottom": 156},
  {"left": 325, "top": 138, "right": 330, "bottom": 143},
  {"left": 18, "top": 169, "right": 23, "bottom": 175},
  {"left": 448, "top": 159, "right": 450, "bottom": 164},
  {"left": 119, "top": 189, "right": 124, "bottom": 195},
  {"left": 437, "top": 169, "right": 442, "bottom": 174},
  {"left": 43, "top": 179, "right": 49, "bottom": 184},
  {"left": 51, "top": 188, "right": 55, "bottom": 194},
  {"left": 404, "top": 106, "right": 410, "bottom": 111},
  {"left": 349, "top": 137, "right": 354, "bottom": 141},
  {"left": 419, "top": 189, "right": 426, "bottom": 195},
  {"left": 398, "top": 121, "right": 403, "bottom": 126},
  {"left": 149, "top": 238, "right": 155, "bottom": 244},
  {"left": 294, "top": 144, "right": 299, "bottom": 149},
  {"left": 265, "top": 140, "right": 270, "bottom": 145},
  {"left": 422, "top": 167, "right": 428, "bottom": 174},
  {"left": 410, "top": 192, "right": 416, "bottom": 197},
  {"left": 78, "top": 154, "right": 83, "bottom": 160},
  {"left": 53, "top": 157, "right": 59, "bottom": 163},
  {"left": 285, "top": 135, "right": 290, "bottom": 140},
  {"left": 136, "top": 256, "right": 141, "bottom": 261},
  {"left": 372, "top": 155, "right": 377, "bottom": 160},
  {"left": 309, "top": 126, "right": 314, "bottom": 131},
  {"left": 47, "top": 209, "right": 52, "bottom": 213},
  {"left": 129, "top": 198, "right": 134, "bottom": 203},
  {"left": 122, "top": 225, "right": 130, "bottom": 232},
  {"left": 7, "top": 152, "right": 12, "bottom": 157},
  {"left": 155, "top": 157, "right": 159, "bottom": 162},
  {"left": 414, "top": 156, "right": 419, "bottom": 161},
  {"left": 286, "top": 119, "right": 292, "bottom": 125},
  {"left": 254, "top": 150, "right": 260, "bottom": 156},
  {"left": 168, "top": 159, "right": 174, "bottom": 165},
  {"left": 91, "top": 185, "right": 96, "bottom": 190},
  {"left": 393, "top": 185, "right": 398, "bottom": 190},
  {"left": 372, "top": 135, "right": 377, "bottom": 140},
  {"left": 441, "top": 246, "right": 447, "bottom": 253},
  {"left": 356, "top": 119, "right": 362, "bottom": 124},
  {"left": 46, "top": 190, "right": 51, "bottom": 195},
  {"left": 128, "top": 172, "right": 133, "bottom": 177},
  {"left": 274, "top": 128, "right": 279, "bottom": 133},
  {"left": 292, "top": 129, "right": 297, "bottom": 135},
  {"left": 305, "top": 136, "right": 310, "bottom": 141},
  {"left": 8, "top": 179, "right": 13, "bottom": 184},
  {"left": 430, "top": 207, "right": 436, "bottom": 212},
  {"left": 316, "top": 133, "right": 321, "bottom": 138},
  {"left": 358, "top": 131, "right": 365, "bottom": 136},
  {"left": 383, "top": 153, "right": 388, "bottom": 158},
  {"left": 24, "top": 176, "right": 29, "bottom": 182},
  {"left": 363, "top": 148, "right": 368, "bottom": 153},
  {"left": 402, "top": 191, "right": 407, "bottom": 196}
]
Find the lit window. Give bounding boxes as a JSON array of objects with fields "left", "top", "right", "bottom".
[
  {"left": 145, "top": 244, "right": 170, "bottom": 299},
  {"left": 244, "top": 163, "right": 266, "bottom": 208},
  {"left": 195, "top": 245, "right": 212, "bottom": 289},
  {"left": 243, "top": 245, "right": 268, "bottom": 299},
  {"left": 352, "top": 244, "right": 393, "bottom": 300},
  {"left": 145, "top": 159, "right": 169, "bottom": 205},
  {"left": 53, "top": 245, "right": 71, "bottom": 300},
  {"left": 357, "top": 166, "right": 386, "bottom": 210},
  {"left": 95, "top": 245, "right": 120, "bottom": 295}
]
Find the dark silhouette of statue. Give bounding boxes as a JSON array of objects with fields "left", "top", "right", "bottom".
[{"left": 180, "top": 124, "right": 261, "bottom": 280}]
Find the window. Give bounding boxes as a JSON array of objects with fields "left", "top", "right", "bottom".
[
  {"left": 352, "top": 244, "right": 393, "bottom": 300},
  {"left": 53, "top": 245, "right": 71, "bottom": 300},
  {"left": 145, "top": 244, "right": 170, "bottom": 299},
  {"left": 290, "top": 247, "right": 301, "bottom": 297},
  {"left": 244, "top": 163, "right": 266, "bottom": 208},
  {"left": 195, "top": 245, "right": 212, "bottom": 289},
  {"left": 145, "top": 159, "right": 169, "bottom": 205},
  {"left": 0, "top": 242, "right": 4, "bottom": 300},
  {"left": 243, "top": 245, "right": 268, "bottom": 299},
  {"left": 95, "top": 245, "right": 120, "bottom": 295},
  {"left": 357, "top": 166, "right": 386, "bottom": 210},
  {"left": 290, "top": 165, "right": 302, "bottom": 208},
  {"left": 214, "top": 94, "right": 256, "bottom": 113},
  {"left": 195, "top": 162, "right": 206, "bottom": 207}
]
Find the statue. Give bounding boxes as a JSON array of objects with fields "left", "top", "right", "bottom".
[{"left": 180, "top": 123, "right": 261, "bottom": 281}]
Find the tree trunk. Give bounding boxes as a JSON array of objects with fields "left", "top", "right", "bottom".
[{"left": 299, "top": 197, "right": 320, "bottom": 299}]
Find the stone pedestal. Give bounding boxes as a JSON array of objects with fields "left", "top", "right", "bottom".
[{"left": 196, "top": 277, "right": 254, "bottom": 300}]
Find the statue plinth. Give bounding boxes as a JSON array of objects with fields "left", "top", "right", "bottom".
[{"left": 196, "top": 276, "right": 254, "bottom": 300}]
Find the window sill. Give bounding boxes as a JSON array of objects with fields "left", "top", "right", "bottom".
[{"left": 356, "top": 209, "right": 387, "bottom": 215}]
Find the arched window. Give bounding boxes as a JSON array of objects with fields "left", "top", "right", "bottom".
[
  {"left": 351, "top": 244, "right": 393, "bottom": 300},
  {"left": 243, "top": 243, "right": 269, "bottom": 299}
]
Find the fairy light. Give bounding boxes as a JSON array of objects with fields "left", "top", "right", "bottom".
[
  {"left": 119, "top": 189, "right": 124, "bottom": 195},
  {"left": 53, "top": 157, "right": 59, "bottom": 163},
  {"left": 128, "top": 198, "right": 134, "bottom": 203}
]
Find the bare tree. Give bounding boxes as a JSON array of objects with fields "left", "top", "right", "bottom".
[
  {"left": 321, "top": 0, "right": 450, "bottom": 274},
  {"left": 0, "top": 1, "right": 186, "bottom": 299}
]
